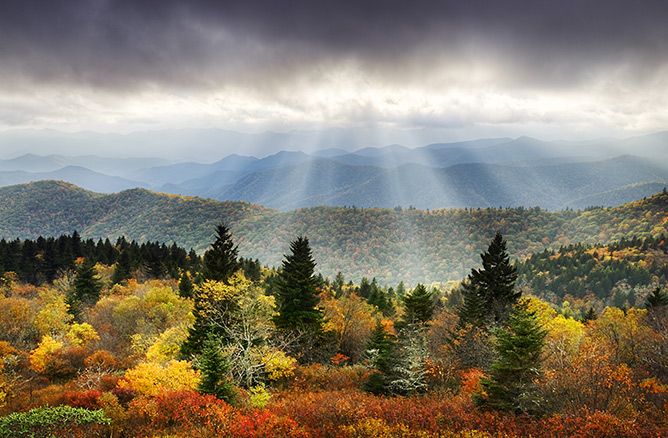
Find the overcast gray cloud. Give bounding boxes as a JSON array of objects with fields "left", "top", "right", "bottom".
[{"left": 0, "top": 0, "right": 667, "bottom": 137}]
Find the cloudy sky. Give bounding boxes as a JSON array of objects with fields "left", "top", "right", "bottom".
[{"left": 1, "top": 0, "right": 667, "bottom": 142}]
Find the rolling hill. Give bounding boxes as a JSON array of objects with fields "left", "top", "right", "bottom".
[{"left": 0, "top": 181, "right": 665, "bottom": 284}]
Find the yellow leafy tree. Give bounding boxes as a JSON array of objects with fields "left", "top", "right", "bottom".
[
  {"left": 263, "top": 349, "right": 297, "bottom": 382},
  {"left": 66, "top": 322, "right": 100, "bottom": 348},
  {"left": 118, "top": 360, "right": 200, "bottom": 396},
  {"left": 29, "top": 335, "right": 64, "bottom": 373},
  {"left": 34, "top": 289, "right": 73, "bottom": 337},
  {"left": 321, "top": 290, "right": 377, "bottom": 361},
  {"left": 146, "top": 326, "right": 190, "bottom": 363}
]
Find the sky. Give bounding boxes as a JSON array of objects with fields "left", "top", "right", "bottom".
[{"left": 1, "top": 0, "right": 667, "bottom": 145}]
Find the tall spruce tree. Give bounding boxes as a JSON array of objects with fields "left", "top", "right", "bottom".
[
  {"left": 69, "top": 260, "right": 102, "bottom": 318},
  {"left": 273, "top": 236, "right": 323, "bottom": 332},
  {"left": 477, "top": 300, "right": 546, "bottom": 414},
  {"left": 111, "top": 250, "right": 132, "bottom": 285},
  {"left": 182, "top": 225, "right": 240, "bottom": 358},
  {"left": 363, "top": 321, "right": 398, "bottom": 395},
  {"left": 178, "top": 271, "right": 195, "bottom": 299},
  {"left": 197, "top": 336, "right": 237, "bottom": 404},
  {"left": 459, "top": 232, "right": 519, "bottom": 327},
  {"left": 402, "top": 284, "right": 435, "bottom": 326},
  {"left": 203, "top": 224, "right": 240, "bottom": 282}
]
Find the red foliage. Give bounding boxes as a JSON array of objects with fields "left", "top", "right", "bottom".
[{"left": 62, "top": 389, "right": 103, "bottom": 409}]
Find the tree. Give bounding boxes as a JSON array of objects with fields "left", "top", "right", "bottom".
[
  {"left": 198, "top": 336, "right": 237, "bottom": 404},
  {"left": 273, "top": 237, "right": 323, "bottom": 332},
  {"left": 178, "top": 271, "right": 194, "bottom": 299},
  {"left": 646, "top": 287, "right": 668, "bottom": 309},
  {"left": 203, "top": 224, "right": 240, "bottom": 282},
  {"left": 459, "top": 232, "right": 519, "bottom": 327},
  {"left": 402, "top": 284, "right": 434, "bottom": 326},
  {"left": 111, "top": 250, "right": 132, "bottom": 285},
  {"left": 477, "top": 300, "right": 546, "bottom": 414},
  {"left": 364, "top": 321, "right": 398, "bottom": 395},
  {"left": 69, "top": 260, "right": 102, "bottom": 317}
]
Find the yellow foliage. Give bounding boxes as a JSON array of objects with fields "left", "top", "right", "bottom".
[
  {"left": 248, "top": 383, "right": 272, "bottom": 408},
  {"left": 524, "top": 295, "right": 557, "bottom": 326},
  {"left": 34, "top": 289, "right": 73, "bottom": 337},
  {"left": 118, "top": 360, "right": 200, "bottom": 396},
  {"left": 146, "top": 326, "right": 190, "bottom": 363},
  {"left": 263, "top": 350, "right": 297, "bottom": 382},
  {"left": 66, "top": 322, "right": 100, "bottom": 347},
  {"left": 30, "top": 335, "right": 64, "bottom": 373}
]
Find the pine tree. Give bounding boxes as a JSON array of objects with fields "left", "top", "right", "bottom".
[
  {"left": 459, "top": 232, "right": 519, "bottom": 327},
  {"left": 197, "top": 336, "right": 237, "bottom": 404},
  {"left": 646, "top": 287, "right": 668, "bottom": 309},
  {"left": 582, "top": 306, "right": 597, "bottom": 323},
  {"left": 402, "top": 284, "right": 435, "bottom": 326},
  {"left": 273, "top": 236, "right": 323, "bottom": 332},
  {"left": 203, "top": 224, "right": 240, "bottom": 282},
  {"left": 69, "top": 260, "right": 102, "bottom": 318},
  {"left": 178, "top": 271, "right": 194, "bottom": 299},
  {"left": 363, "top": 321, "right": 398, "bottom": 395},
  {"left": 111, "top": 249, "right": 132, "bottom": 284},
  {"left": 477, "top": 300, "right": 546, "bottom": 414}
]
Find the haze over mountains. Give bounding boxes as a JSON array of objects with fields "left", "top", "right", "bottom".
[
  {"left": 0, "top": 130, "right": 666, "bottom": 210},
  {"left": 1, "top": 180, "right": 666, "bottom": 284}
]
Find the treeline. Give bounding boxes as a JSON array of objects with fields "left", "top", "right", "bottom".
[{"left": 517, "top": 233, "right": 667, "bottom": 304}]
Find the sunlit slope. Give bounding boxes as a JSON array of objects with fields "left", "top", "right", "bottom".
[{"left": 0, "top": 181, "right": 665, "bottom": 284}]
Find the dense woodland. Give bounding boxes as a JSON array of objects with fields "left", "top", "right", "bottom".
[
  {"left": 1, "top": 181, "right": 666, "bottom": 284},
  {"left": 0, "top": 215, "right": 667, "bottom": 437}
]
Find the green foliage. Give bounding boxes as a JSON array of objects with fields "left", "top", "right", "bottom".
[
  {"left": 477, "top": 301, "right": 547, "bottom": 414},
  {"left": 402, "top": 284, "right": 435, "bottom": 326},
  {"left": 517, "top": 235, "right": 666, "bottom": 301},
  {"left": 197, "top": 336, "right": 238, "bottom": 405},
  {"left": 645, "top": 287, "right": 668, "bottom": 309},
  {"left": 0, "top": 406, "right": 110, "bottom": 437},
  {"left": 273, "top": 237, "right": 323, "bottom": 332},
  {"left": 178, "top": 271, "right": 194, "bottom": 299},
  {"left": 459, "top": 233, "right": 520, "bottom": 327},
  {"left": 202, "top": 224, "right": 240, "bottom": 282},
  {"left": 363, "top": 322, "right": 398, "bottom": 395},
  {"left": 69, "top": 261, "right": 102, "bottom": 317},
  {"left": 111, "top": 249, "right": 132, "bottom": 284}
]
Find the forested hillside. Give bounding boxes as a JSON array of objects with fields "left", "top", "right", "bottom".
[{"left": 0, "top": 181, "right": 666, "bottom": 284}]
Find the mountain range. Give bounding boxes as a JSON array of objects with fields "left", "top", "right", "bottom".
[
  {"left": 0, "top": 180, "right": 665, "bottom": 284},
  {"left": 0, "top": 131, "right": 666, "bottom": 208}
]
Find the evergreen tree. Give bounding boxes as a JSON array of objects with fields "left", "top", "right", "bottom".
[
  {"left": 69, "top": 260, "right": 102, "bottom": 318},
  {"left": 273, "top": 236, "right": 323, "bottom": 332},
  {"left": 203, "top": 224, "right": 240, "bottom": 282},
  {"left": 396, "top": 281, "right": 406, "bottom": 297},
  {"left": 459, "top": 232, "right": 519, "bottom": 327},
  {"left": 197, "top": 336, "right": 237, "bottom": 404},
  {"left": 363, "top": 321, "right": 398, "bottom": 395},
  {"left": 111, "top": 249, "right": 132, "bottom": 284},
  {"left": 402, "top": 284, "right": 435, "bottom": 326},
  {"left": 582, "top": 306, "right": 597, "bottom": 323},
  {"left": 178, "top": 271, "right": 194, "bottom": 299},
  {"left": 646, "top": 287, "right": 668, "bottom": 309},
  {"left": 333, "top": 271, "right": 345, "bottom": 297},
  {"left": 477, "top": 301, "right": 546, "bottom": 414}
]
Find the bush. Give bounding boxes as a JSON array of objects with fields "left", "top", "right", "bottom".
[{"left": 0, "top": 406, "right": 110, "bottom": 437}]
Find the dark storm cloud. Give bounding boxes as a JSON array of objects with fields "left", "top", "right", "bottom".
[{"left": 1, "top": 0, "right": 667, "bottom": 92}]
